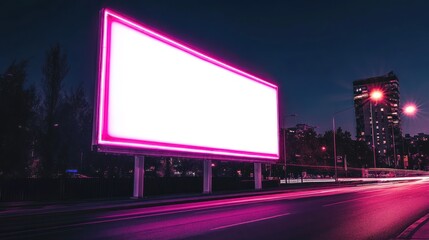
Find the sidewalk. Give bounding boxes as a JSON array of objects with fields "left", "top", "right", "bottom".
[{"left": 394, "top": 213, "right": 429, "bottom": 239}]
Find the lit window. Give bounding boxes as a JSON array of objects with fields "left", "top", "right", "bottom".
[
  {"left": 381, "top": 108, "right": 384, "bottom": 111},
  {"left": 383, "top": 141, "right": 386, "bottom": 144}
]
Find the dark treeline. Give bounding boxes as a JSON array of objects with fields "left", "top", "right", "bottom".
[
  {"left": 283, "top": 127, "right": 374, "bottom": 168},
  {"left": 0, "top": 44, "right": 132, "bottom": 179}
]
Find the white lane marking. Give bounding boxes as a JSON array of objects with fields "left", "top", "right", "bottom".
[
  {"left": 211, "top": 213, "right": 291, "bottom": 231},
  {"left": 323, "top": 192, "right": 391, "bottom": 207}
]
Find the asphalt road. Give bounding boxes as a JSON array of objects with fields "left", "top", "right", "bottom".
[{"left": 2, "top": 179, "right": 429, "bottom": 240}]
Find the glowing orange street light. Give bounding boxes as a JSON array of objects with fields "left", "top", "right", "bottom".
[{"left": 403, "top": 103, "right": 417, "bottom": 116}]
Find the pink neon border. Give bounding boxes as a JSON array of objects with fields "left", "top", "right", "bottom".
[{"left": 95, "top": 8, "right": 279, "bottom": 160}]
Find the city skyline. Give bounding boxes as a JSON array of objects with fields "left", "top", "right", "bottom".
[{"left": 1, "top": 0, "right": 428, "bottom": 136}]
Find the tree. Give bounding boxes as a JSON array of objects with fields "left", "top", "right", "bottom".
[
  {"left": 50, "top": 83, "right": 92, "bottom": 173},
  {"left": 39, "top": 44, "right": 69, "bottom": 177},
  {"left": 321, "top": 128, "right": 372, "bottom": 168},
  {"left": 0, "top": 61, "right": 37, "bottom": 178}
]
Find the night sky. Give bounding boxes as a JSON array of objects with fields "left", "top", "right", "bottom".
[{"left": 1, "top": 0, "right": 428, "bottom": 136}]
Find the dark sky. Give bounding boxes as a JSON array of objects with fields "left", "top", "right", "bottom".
[{"left": 1, "top": 0, "right": 428, "bottom": 136}]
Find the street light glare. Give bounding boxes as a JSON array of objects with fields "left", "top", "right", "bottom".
[
  {"left": 403, "top": 103, "right": 417, "bottom": 116},
  {"left": 370, "top": 89, "right": 383, "bottom": 102}
]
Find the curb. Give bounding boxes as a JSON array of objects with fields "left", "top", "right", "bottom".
[{"left": 393, "top": 213, "right": 429, "bottom": 239}]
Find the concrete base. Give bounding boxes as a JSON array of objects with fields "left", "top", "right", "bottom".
[
  {"left": 203, "top": 160, "right": 212, "bottom": 194},
  {"left": 133, "top": 155, "right": 145, "bottom": 198}
]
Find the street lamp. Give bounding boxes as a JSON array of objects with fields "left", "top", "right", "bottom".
[
  {"left": 332, "top": 106, "right": 354, "bottom": 182},
  {"left": 332, "top": 89, "right": 383, "bottom": 181},
  {"left": 282, "top": 114, "right": 297, "bottom": 183},
  {"left": 369, "top": 89, "right": 384, "bottom": 168},
  {"left": 403, "top": 103, "right": 417, "bottom": 117},
  {"left": 397, "top": 102, "right": 418, "bottom": 168}
]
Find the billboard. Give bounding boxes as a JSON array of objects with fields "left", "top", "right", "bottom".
[{"left": 93, "top": 9, "right": 279, "bottom": 162}]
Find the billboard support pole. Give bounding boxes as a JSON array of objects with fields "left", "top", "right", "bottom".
[
  {"left": 203, "top": 160, "right": 212, "bottom": 194},
  {"left": 254, "top": 163, "right": 262, "bottom": 190},
  {"left": 133, "top": 155, "right": 145, "bottom": 198}
]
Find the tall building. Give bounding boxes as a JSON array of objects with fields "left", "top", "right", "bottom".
[{"left": 353, "top": 71, "right": 401, "bottom": 167}]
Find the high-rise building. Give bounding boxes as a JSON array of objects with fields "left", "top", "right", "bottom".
[{"left": 353, "top": 71, "right": 401, "bottom": 167}]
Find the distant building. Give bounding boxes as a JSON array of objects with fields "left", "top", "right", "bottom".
[
  {"left": 353, "top": 71, "right": 401, "bottom": 167},
  {"left": 279, "top": 123, "right": 317, "bottom": 164}
]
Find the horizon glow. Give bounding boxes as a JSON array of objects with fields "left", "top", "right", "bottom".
[{"left": 94, "top": 9, "right": 279, "bottom": 161}]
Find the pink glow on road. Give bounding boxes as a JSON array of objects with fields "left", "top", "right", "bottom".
[
  {"left": 94, "top": 9, "right": 279, "bottom": 161},
  {"left": 98, "top": 176, "right": 429, "bottom": 221}
]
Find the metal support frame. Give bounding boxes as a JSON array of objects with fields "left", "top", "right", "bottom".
[
  {"left": 133, "top": 155, "right": 145, "bottom": 198},
  {"left": 203, "top": 160, "right": 212, "bottom": 194},
  {"left": 254, "top": 162, "right": 262, "bottom": 190}
]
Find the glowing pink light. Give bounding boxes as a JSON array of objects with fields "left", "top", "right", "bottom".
[
  {"left": 370, "top": 89, "right": 383, "bottom": 102},
  {"left": 93, "top": 9, "right": 279, "bottom": 161},
  {"left": 403, "top": 103, "right": 417, "bottom": 116}
]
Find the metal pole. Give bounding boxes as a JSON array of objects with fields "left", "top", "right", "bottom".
[
  {"left": 333, "top": 116, "right": 337, "bottom": 182},
  {"left": 283, "top": 128, "right": 287, "bottom": 181},
  {"left": 203, "top": 160, "right": 212, "bottom": 194},
  {"left": 282, "top": 114, "right": 297, "bottom": 183},
  {"left": 254, "top": 162, "right": 262, "bottom": 190},
  {"left": 133, "top": 155, "right": 145, "bottom": 198},
  {"left": 392, "top": 125, "right": 397, "bottom": 168},
  {"left": 370, "top": 102, "right": 377, "bottom": 168}
]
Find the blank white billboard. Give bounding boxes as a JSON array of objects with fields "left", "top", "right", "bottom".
[{"left": 93, "top": 9, "right": 279, "bottom": 162}]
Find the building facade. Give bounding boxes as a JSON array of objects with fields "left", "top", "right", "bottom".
[{"left": 353, "top": 71, "right": 401, "bottom": 167}]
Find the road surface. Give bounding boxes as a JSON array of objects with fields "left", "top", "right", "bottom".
[{"left": 2, "top": 179, "right": 429, "bottom": 240}]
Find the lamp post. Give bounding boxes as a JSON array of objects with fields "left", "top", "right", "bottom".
[
  {"left": 369, "top": 102, "right": 377, "bottom": 168},
  {"left": 369, "top": 89, "right": 383, "bottom": 168},
  {"left": 282, "top": 114, "right": 297, "bottom": 183},
  {"left": 332, "top": 106, "right": 354, "bottom": 182},
  {"left": 333, "top": 116, "right": 338, "bottom": 182},
  {"left": 391, "top": 124, "right": 397, "bottom": 167},
  {"left": 331, "top": 90, "right": 383, "bottom": 181},
  {"left": 399, "top": 103, "right": 418, "bottom": 168}
]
